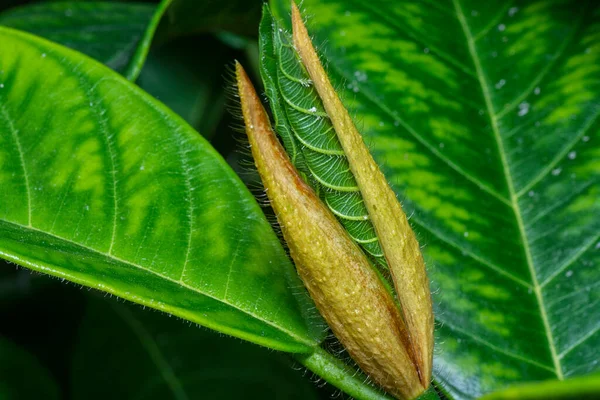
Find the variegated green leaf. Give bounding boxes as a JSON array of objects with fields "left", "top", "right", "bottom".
[
  {"left": 0, "top": 26, "right": 323, "bottom": 353},
  {"left": 270, "top": 0, "right": 600, "bottom": 398}
]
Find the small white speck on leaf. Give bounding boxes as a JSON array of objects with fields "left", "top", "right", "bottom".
[
  {"left": 518, "top": 102, "right": 530, "bottom": 117},
  {"left": 508, "top": 7, "right": 519, "bottom": 17},
  {"left": 498, "top": 24, "right": 506, "bottom": 31},
  {"left": 534, "top": 87, "right": 541, "bottom": 95},
  {"left": 568, "top": 151, "right": 577, "bottom": 160},
  {"left": 495, "top": 79, "right": 506, "bottom": 89},
  {"left": 552, "top": 168, "right": 562, "bottom": 176}
]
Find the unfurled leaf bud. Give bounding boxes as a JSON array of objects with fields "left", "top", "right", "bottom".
[
  {"left": 291, "top": 1, "right": 434, "bottom": 387},
  {"left": 235, "top": 62, "right": 425, "bottom": 400}
]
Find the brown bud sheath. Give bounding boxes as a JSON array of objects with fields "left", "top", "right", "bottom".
[
  {"left": 236, "top": 62, "right": 424, "bottom": 400},
  {"left": 291, "top": 2, "right": 434, "bottom": 386}
]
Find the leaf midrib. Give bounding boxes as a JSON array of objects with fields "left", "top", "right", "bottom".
[
  {"left": 0, "top": 218, "right": 313, "bottom": 349},
  {"left": 452, "top": 0, "right": 563, "bottom": 380}
]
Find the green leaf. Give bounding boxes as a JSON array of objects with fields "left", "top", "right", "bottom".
[
  {"left": 0, "top": 1, "right": 171, "bottom": 80},
  {"left": 0, "top": 337, "right": 60, "bottom": 400},
  {"left": 480, "top": 373, "right": 600, "bottom": 400},
  {"left": 270, "top": 0, "right": 600, "bottom": 398},
  {"left": 136, "top": 35, "right": 231, "bottom": 139},
  {"left": 72, "top": 296, "right": 320, "bottom": 399},
  {"left": 0, "top": 27, "right": 323, "bottom": 353}
]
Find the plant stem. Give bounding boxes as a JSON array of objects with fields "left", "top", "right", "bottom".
[
  {"left": 294, "top": 347, "right": 442, "bottom": 400},
  {"left": 294, "top": 347, "right": 394, "bottom": 400}
]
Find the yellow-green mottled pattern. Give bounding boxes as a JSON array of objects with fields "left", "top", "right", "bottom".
[
  {"left": 0, "top": 27, "right": 324, "bottom": 353},
  {"left": 271, "top": 0, "right": 599, "bottom": 398}
]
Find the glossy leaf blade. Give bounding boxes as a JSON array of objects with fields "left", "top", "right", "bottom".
[
  {"left": 136, "top": 35, "right": 231, "bottom": 139},
  {"left": 0, "top": 27, "right": 322, "bottom": 352},
  {"left": 0, "top": 1, "right": 163, "bottom": 79},
  {"left": 271, "top": 0, "right": 600, "bottom": 398},
  {"left": 480, "top": 373, "right": 600, "bottom": 400}
]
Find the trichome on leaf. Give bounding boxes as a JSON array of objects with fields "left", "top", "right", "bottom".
[{"left": 235, "top": 2, "right": 435, "bottom": 399}]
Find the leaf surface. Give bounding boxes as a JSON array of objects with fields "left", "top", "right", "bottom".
[
  {"left": 270, "top": 0, "right": 600, "bottom": 398},
  {"left": 136, "top": 35, "right": 231, "bottom": 139},
  {"left": 72, "top": 297, "right": 320, "bottom": 399},
  {"left": 0, "top": 26, "right": 322, "bottom": 353},
  {"left": 480, "top": 373, "right": 600, "bottom": 400},
  {"left": 0, "top": 1, "right": 166, "bottom": 79}
]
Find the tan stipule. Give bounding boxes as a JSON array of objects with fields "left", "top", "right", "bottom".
[
  {"left": 291, "top": 2, "right": 434, "bottom": 386},
  {"left": 236, "top": 61, "right": 424, "bottom": 400}
]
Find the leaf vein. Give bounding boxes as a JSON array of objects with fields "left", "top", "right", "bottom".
[
  {"left": 0, "top": 103, "right": 32, "bottom": 226},
  {"left": 453, "top": 0, "right": 563, "bottom": 379},
  {"left": 0, "top": 219, "right": 313, "bottom": 348}
]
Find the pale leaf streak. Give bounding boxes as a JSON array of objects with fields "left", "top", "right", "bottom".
[
  {"left": 326, "top": 61, "right": 511, "bottom": 206},
  {"left": 472, "top": 0, "right": 516, "bottom": 42},
  {"left": 223, "top": 242, "right": 242, "bottom": 301},
  {"left": 516, "top": 108, "right": 600, "bottom": 197},
  {"left": 252, "top": 278, "right": 267, "bottom": 313},
  {"left": 176, "top": 136, "right": 195, "bottom": 283},
  {"left": 546, "top": 281, "right": 600, "bottom": 307},
  {"left": 540, "top": 233, "right": 600, "bottom": 288},
  {"left": 0, "top": 103, "right": 32, "bottom": 227},
  {"left": 112, "top": 304, "right": 189, "bottom": 400},
  {"left": 78, "top": 73, "right": 119, "bottom": 255},
  {"left": 133, "top": 204, "right": 156, "bottom": 264},
  {"left": 495, "top": 8, "right": 587, "bottom": 120},
  {"left": 409, "top": 215, "right": 531, "bottom": 288},
  {"left": 346, "top": 0, "right": 477, "bottom": 78},
  {"left": 438, "top": 318, "right": 557, "bottom": 374},
  {"left": 49, "top": 174, "right": 75, "bottom": 233},
  {"left": 453, "top": 0, "right": 563, "bottom": 379},
  {"left": 525, "top": 181, "right": 595, "bottom": 227},
  {"left": 558, "top": 323, "right": 600, "bottom": 359},
  {"left": 1, "top": 220, "right": 311, "bottom": 347}
]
